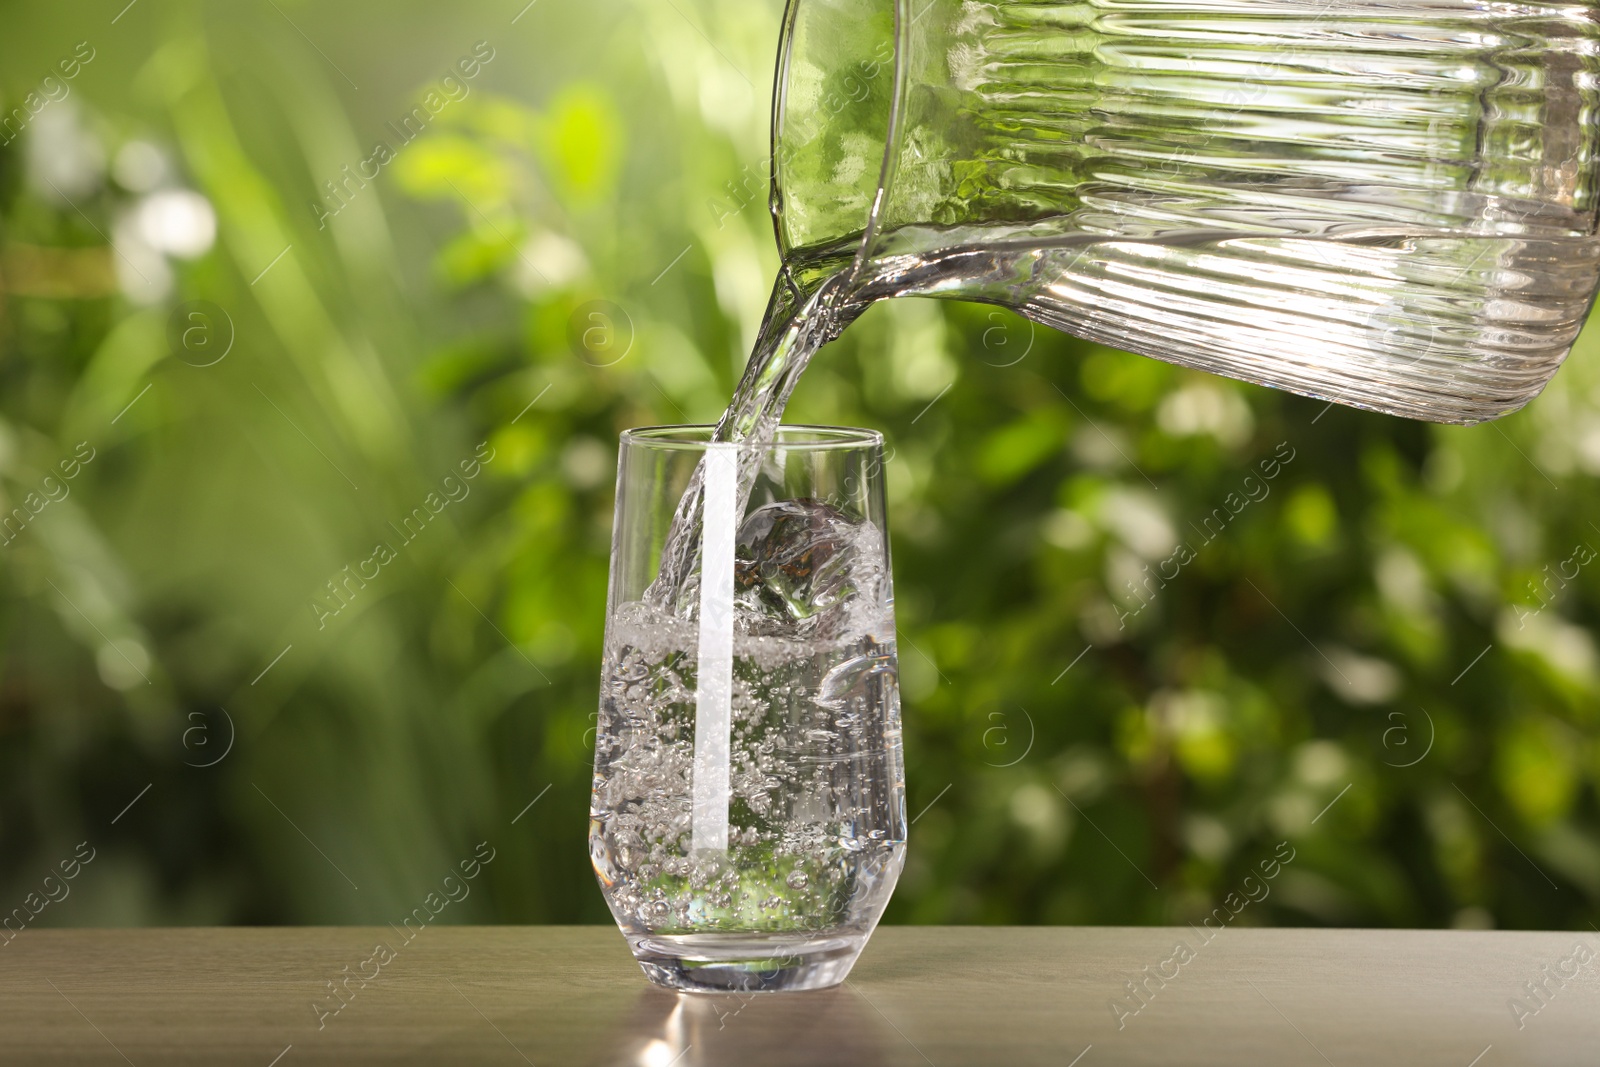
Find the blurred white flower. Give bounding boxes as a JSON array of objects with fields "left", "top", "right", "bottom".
[
  {"left": 1157, "top": 382, "right": 1255, "bottom": 448},
  {"left": 111, "top": 212, "right": 173, "bottom": 305},
  {"left": 560, "top": 435, "right": 612, "bottom": 490},
  {"left": 134, "top": 189, "right": 216, "bottom": 259},
  {"left": 1098, "top": 487, "right": 1177, "bottom": 560},
  {"left": 1182, "top": 813, "right": 1233, "bottom": 863},
  {"left": 96, "top": 638, "right": 151, "bottom": 691},
  {"left": 1294, "top": 739, "right": 1349, "bottom": 787},
  {"left": 1070, "top": 422, "right": 1133, "bottom": 470},
  {"left": 1105, "top": 545, "right": 1149, "bottom": 607},
  {"left": 112, "top": 140, "right": 171, "bottom": 192},
  {"left": 27, "top": 103, "right": 104, "bottom": 201},
  {"left": 1008, "top": 782, "right": 1068, "bottom": 851},
  {"left": 1375, "top": 547, "right": 1437, "bottom": 617},
  {"left": 514, "top": 231, "right": 588, "bottom": 294},
  {"left": 1040, "top": 507, "right": 1094, "bottom": 550},
  {"left": 1320, "top": 646, "right": 1401, "bottom": 705},
  {"left": 1268, "top": 791, "right": 1320, "bottom": 837},
  {"left": 1151, "top": 689, "right": 1227, "bottom": 740},
  {"left": 1575, "top": 414, "right": 1600, "bottom": 476},
  {"left": 1498, "top": 608, "right": 1599, "bottom": 685}
]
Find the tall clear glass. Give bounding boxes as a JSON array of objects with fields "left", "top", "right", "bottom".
[{"left": 591, "top": 425, "right": 905, "bottom": 993}]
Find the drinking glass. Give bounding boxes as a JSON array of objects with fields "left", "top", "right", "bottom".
[{"left": 591, "top": 425, "right": 905, "bottom": 993}]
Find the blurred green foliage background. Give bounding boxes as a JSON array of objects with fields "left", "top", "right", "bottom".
[{"left": 0, "top": 0, "right": 1596, "bottom": 934}]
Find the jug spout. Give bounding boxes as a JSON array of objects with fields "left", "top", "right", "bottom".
[{"left": 773, "top": 0, "right": 1600, "bottom": 425}]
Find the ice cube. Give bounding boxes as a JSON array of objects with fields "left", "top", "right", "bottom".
[
  {"left": 816, "top": 646, "right": 896, "bottom": 709},
  {"left": 733, "top": 499, "right": 872, "bottom": 636}
]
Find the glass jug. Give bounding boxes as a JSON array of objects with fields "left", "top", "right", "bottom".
[{"left": 772, "top": 0, "right": 1600, "bottom": 424}]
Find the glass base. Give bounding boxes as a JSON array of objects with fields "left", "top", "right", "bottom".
[{"left": 628, "top": 932, "right": 867, "bottom": 993}]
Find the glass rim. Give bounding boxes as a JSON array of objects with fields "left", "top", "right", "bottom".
[{"left": 619, "top": 424, "right": 884, "bottom": 453}]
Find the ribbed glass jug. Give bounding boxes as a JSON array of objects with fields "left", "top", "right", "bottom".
[{"left": 773, "top": 0, "right": 1600, "bottom": 424}]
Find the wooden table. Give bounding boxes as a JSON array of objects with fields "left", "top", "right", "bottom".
[{"left": 1, "top": 926, "right": 1592, "bottom": 1065}]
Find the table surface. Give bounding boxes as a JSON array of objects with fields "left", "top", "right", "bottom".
[{"left": 1, "top": 925, "right": 1594, "bottom": 1065}]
